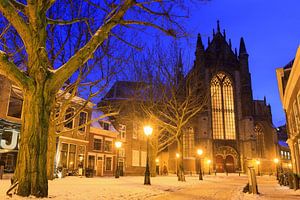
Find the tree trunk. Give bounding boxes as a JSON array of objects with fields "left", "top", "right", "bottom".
[
  {"left": 14, "top": 86, "right": 54, "bottom": 197},
  {"left": 177, "top": 136, "right": 185, "bottom": 182},
  {"left": 47, "top": 122, "right": 57, "bottom": 180}
]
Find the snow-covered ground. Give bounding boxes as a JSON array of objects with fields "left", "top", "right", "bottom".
[{"left": 0, "top": 174, "right": 299, "bottom": 199}]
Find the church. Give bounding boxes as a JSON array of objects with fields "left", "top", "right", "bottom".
[{"left": 159, "top": 21, "right": 278, "bottom": 175}]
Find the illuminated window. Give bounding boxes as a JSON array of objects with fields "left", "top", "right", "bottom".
[
  {"left": 210, "top": 72, "right": 236, "bottom": 140},
  {"left": 183, "top": 127, "right": 195, "bottom": 158}
]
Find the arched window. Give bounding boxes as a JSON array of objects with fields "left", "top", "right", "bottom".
[
  {"left": 211, "top": 72, "right": 236, "bottom": 140},
  {"left": 254, "top": 124, "right": 264, "bottom": 158}
]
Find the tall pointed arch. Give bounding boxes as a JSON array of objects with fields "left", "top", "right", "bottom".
[{"left": 210, "top": 72, "right": 236, "bottom": 139}]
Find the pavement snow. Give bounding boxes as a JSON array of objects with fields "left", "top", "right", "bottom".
[{"left": 0, "top": 174, "right": 299, "bottom": 200}]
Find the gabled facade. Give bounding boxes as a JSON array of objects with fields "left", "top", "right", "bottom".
[{"left": 276, "top": 46, "right": 300, "bottom": 174}]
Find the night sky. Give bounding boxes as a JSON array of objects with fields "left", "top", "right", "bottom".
[{"left": 179, "top": 0, "right": 300, "bottom": 127}]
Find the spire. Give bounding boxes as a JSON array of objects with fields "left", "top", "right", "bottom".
[
  {"left": 234, "top": 48, "right": 237, "bottom": 57},
  {"left": 176, "top": 49, "right": 184, "bottom": 86},
  {"left": 229, "top": 39, "right": 232, "bottom": 49},
  {"left": 239, "top": 37, "right": 248, "bottom": 55},
  {"left": 264, "top": 96, "right": 266, "bottom": 104},
  {"left": 223, "top": 29, "right": 226, "bottom": 39},
  {"left": 208, "top": 37, "right": 211, "bottom": 45},
  {"left": 196, "top": 33, "right": 204, "bottom": 51},
  {"left": 213, "top": 29, "right": 215, "bottom": 36},
  {"left": 217, "top": 20, "right": 220, "bottom": 32}
]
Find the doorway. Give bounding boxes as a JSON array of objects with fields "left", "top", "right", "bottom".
[
  {"left": 225, "top": 155, "right": 235, "bottom": 173},
  {"left": 215, "top": 155, "right": 224, "bottom": 173}
]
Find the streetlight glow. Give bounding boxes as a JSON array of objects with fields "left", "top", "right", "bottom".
[
  {"left": 155, "top": 158, "right": 159, "bottom": 163},
  {"left": 144, "top": 125, "right": 153, "bottom": 136},
  {"left": 115, "top": 141, "right": 122, "bottom": 148},
  {"left": 197, "top": 149, "right": 203, "bottom": 156},
  {"left": 207, "top": 160, "right": 211, "bottom": 164},
  {"left": 273, "top": 158, "right": 279, "bottom": 164},
  {"left": 176, "top": 153, "right": 180, "bottom": 158},
  {"left": 256, "top": 160, "right": 260, "bottom": 165}
]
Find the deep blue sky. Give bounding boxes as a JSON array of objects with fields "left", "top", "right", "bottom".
[{"left": 180, "top": 0, "right": 300, "bottom": 126}]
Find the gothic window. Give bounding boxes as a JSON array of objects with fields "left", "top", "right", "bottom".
[
  {"left": 254, "top": 124, "right": 264, "bottom": 158},
  {"left": 183, "top": 127, "right": 195, "bottom": 158},
  {"left": 210, "top": 72, "right": 236, "bottom": 140}
]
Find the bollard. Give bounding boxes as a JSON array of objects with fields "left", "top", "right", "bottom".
[{"left": 293, "top": 174, "right": 299, "bottom": 190}]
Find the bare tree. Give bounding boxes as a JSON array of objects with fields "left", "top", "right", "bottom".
[
  {"left": 135, "top": 43, "right": 209, "bottom": 181},
  {"left": 0, "top": 0, "right": 188, "bottom": 197}
]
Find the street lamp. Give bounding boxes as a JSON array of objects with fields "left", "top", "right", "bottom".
[
  {"left": 144, "top": 125, "right": 153, "bottom": 185},
  {"left": 115, "top": 141, "right": 122, "bottom": 178},
  {"left": 207, "top": 160, "right": 211, "bottom": 175},
  {"left": 197, "top": 149, "right": 203, "bottom": 180},
  {"left": 176, "top": 153, "right": 180, "bottom": 176},
  {"left": 274, "top": 158, "right": 279, "bottom": 180},
  {"left": 256, "top": 160, "right": 260, "bottom": 176}
]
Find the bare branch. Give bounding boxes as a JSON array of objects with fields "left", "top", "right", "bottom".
[
  {"left": 0, "top": 0, "right": 31, "bottom": 49},
  {"left": 47, "top": 17, "right": 89, "bottom": 25},
  {"left": 121, "top": 20, "right": 176, "bottom": 37},
  {"left": 50, "top": 0, "right": 135, "bottom": 92},
  {"left": 0, "top": 51, "right": 33, "bottom": 89}
]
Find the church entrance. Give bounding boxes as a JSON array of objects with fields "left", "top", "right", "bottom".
[
  {"left": 225, "top": 155, "right": 234, "bottom": 173},
  {"left": 215, "top": 155, "right": 224, "bottom": 173}
]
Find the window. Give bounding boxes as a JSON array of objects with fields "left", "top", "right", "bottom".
[
  {"left": 64, "top": 107, "right": 75, "bottom": 129},
  {"left": 183, "top": 127, "right": 195, "bottom": 158},
  {"left": 140, "top": 151, "right": 146, "bottom": 167},
  {"left": 133, "top": 123, "right": 138, "bottom": 139},
  {"left": 7, "top": 86, "right": 23, "bottom": 118},
  {"left": 60, "top": 143, "right": 68, "bottom": 168},
  {"left": 79, "top": 112, "right": 87, "bottom": 132},
  {"left": 94, "top": 138, "right": 102, "bottom": 151},
  {"left": 132, "top": 150, "right": 140, "bottom": 166},
  {"left": 68, "top": 144, "right": 76, "bottom": 169},
  {"left": 293, "top": 101, "right": 299, "bottom": 132},
  {"left": 105, "top": 157, "right": 112, "bottom": 171},
  {"left": 119, "top": 124, "right": 126, "bottom": 139},
  {"left": 100, "top": 121, "right": 110, "bottom": 130},
  {"left": 210, "top": 72, "right": 236, "bottom": 140},
  {"left": 104, "top": 139, "right": 112, "bottom": 152},
  {"left": 254, "top": 124, "right": 264, "bottom": 158}
]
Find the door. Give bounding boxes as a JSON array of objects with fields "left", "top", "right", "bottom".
[
  {"left": 96, "top": 159, "right": 103, "bottom": 176},
  {"left": 118, "top": 161, "right": 124, "bottom": 176},
  {"left": 225, "top": 155, "right": 235, "bottom": 173},
  {"left": 215, "top": 155, "right": 224, "bottom": 173}
]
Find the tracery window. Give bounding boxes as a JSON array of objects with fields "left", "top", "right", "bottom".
[
  {"left": 210, "top": 72, "right": 236, "bottom": 140},
  {"left": 183, "top": 127, "right": 195, "bottom": 158},
  {"left": 254, "top": 124, "right": 264, "bottom": 158}
]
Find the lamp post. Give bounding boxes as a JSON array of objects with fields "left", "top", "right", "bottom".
[
  {"left": 176, "top": 153, "right": 180, "bottom": 176},
  {"left": 256, "top": 160, "right": 260, "bottom": 176},
  {"left": 207, "top": 160, "right": 211, "bottom": 175},
  {"left": 274, "top": 158, "right": 279, "bottom": 180},
  {"left": 197, "top": 149, "right": 203, "bottom": 180},
  {"left": 115, "top": 141, "right": 122, "bottom": 178},
  {"left": 155, "top": 158, "right": 159, "bottom": 175},
  {"left": 144, "top": 125, "right": 153, "bottom": 185}
]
